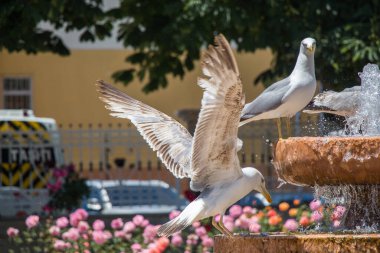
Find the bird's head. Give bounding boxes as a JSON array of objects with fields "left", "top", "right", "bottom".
[
  {"left": 242, "top": 167, "right": 272, "bottom": 204},
  {"left": 300, "top": 38, "right": 316, "bottom": 55}
]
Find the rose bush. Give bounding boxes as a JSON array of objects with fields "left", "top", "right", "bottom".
[{"left": 7, "top": 199, "right": 345, "bottom": 252}]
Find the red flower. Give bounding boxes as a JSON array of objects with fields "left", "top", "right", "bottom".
[
  {"left": 183, "top": 190, "right": 199, "bottom": 201},
  {"left": 267, "top": 209, "right": 277, "bottom": 217}
]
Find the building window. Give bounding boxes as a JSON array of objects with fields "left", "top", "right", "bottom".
[{"left": 2, "top": 77, "right": 32, "bottom": 109}]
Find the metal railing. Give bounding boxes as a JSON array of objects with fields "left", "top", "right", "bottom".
[{"left": 1, "top": 113, "right": 321, "bottom": 195}]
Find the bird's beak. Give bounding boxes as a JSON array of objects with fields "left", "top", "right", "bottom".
[
  {"left": 260, "top": 186, "right": 272, "bottom": 203},
  {"left": 307, "top": 44, "right": 315, "bottom": 53}
]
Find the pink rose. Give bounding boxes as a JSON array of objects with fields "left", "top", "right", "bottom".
[
  {"left": 132, "top": 215, "right": 144, "bottom": 226},
  {"left": 123, "top": 221, "right": 136, "bottom": 233},
  {"left": 114, "top": 230, "right": 125, "bottom": 238},
  {"left": 332, "top": 206, "right": 346, "bottom": 220},
  {"left": 141, "top": 219, "right": 149, "bottom": 228},
  {"left": 237, "top": 215, "right": 250, "bottom": 229},
  {"left": 7, "top": 227, "right": 19, "bottom": 237},
  {"left": 224, "top": 221, "right": 234, "bottom": 232},
  {"left": 195, "top": 226, "right": 207, "bottom": 237},
  {"left": 92, "top": 231, "right": 108, "bottom": 245},
  {"left": 202, "top": 236, "right": 214, "bottom": 248},
  {"left": 171, "top": 234, "right": 183, "bottom": 247},
  {"left": 186, "top": 234, "right": 199, "bottom": 245},
  {"left": 125, "top": 233, "right": 132, "bottom": 240},
  {"left": 311, "top": 211, "right": 323, "bottom": 222},
  {"left": 143, "top": 225, "right": 159, "bottom": 243},
  {"left": 192, "top": 221, "right": 201, "bottom": 228},
  {"left": 111, "top": 218, "right": 124, "bottom": 230},
  {"left": 93, "top": 219, "right": 105, "bottom": 231},
  {"left": 78, "top": 221, "right": 90, "bottom": 233},
  {"left": 56, "top": 217, "right": 69, "bottom": 228},
  {"left": 75, "top": 208, "right": 89, "bottom": 220},
  {"left": 104, "top": 231, "right": 112, "bottom": 240},
  {"left": 229, "top": 205, "right": 243, "bottom": 218},
  {"left": 243, "top": 206, "right": 253, "bottom": 215},
  {"left": 53, "top": 240, "right": 71, "bottom": 250},
  {"left": 26, "top": 215, "right": 39, "bottom": 229},
  {"left": 62, "top": 228, "right": 80, "bottom": 241},
  {"left": 333, "top": 220, "right": 341, "bottom": 228},
  {"left": 284, "top": 219, "right": 299, "bottom": 231},
  {"left": 49, "top": 226, "right": 60, "bottom": 236},
  {"left": 131, "top": 243, "right": 142, "bottom": 253},
  {"left": 309, "top": 199, "right": 322, "bottom": 211},
  {"left": 249, "top": 223, "right": 261, "bottom": 233},
  {"left": 169, "top": 210, "right": 181, "bottom": 220},
  {"left": 70, "top": 212, "right": 81, "bottom": 227}
]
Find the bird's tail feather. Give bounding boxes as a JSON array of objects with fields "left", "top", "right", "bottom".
[
  {"left": 157, "top": 215, "right": 192, "bottom": 237},
  {"left": 158, "top": 200, "right": 203, "bottom": 237}
]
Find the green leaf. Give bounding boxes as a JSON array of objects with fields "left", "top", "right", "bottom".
[
  {"left": 112, "top": 69, "right": 136, "bottom": 85},
  {"left": 79, "top": 30, "right": 95, "bottom": 42}
]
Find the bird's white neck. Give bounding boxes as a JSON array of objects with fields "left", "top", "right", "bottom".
[{"left": 292, "top": 52, "right": 315, "bottom": 78}]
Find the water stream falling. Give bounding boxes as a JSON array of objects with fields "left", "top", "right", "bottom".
[
  {"left": 313, "top": 64, "right": 380, "bottom": 232},
  {"left": 346, "top": 64, "right": 380, "bottom": 135}
]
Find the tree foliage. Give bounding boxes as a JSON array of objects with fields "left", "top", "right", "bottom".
[
  {"left": 1, "top": 0, "right": 380, "bottom": 92},
  {"left": 0, "top": 0, "right": 111, "bottom": 55}
]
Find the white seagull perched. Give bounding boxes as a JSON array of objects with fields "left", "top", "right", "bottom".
[
  {"left": 240, "top": 38, "right": 317, "bottom": 138},
  {"left": 303, "top": 86, "right": 361, "bottom": 117},
  {"left": 96, "top": 34, "right": 272, "bottom": 237}
]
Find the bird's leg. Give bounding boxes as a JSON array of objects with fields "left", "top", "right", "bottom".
[
  {"left": 276, "top": 118, "right": 283, "bottom": 139},
  {"left": 218, "top": 214, "right": 233, "bottom": 237},
  {"left": 212, "top": 216, "right": 225, "bottom": 235},
  {"left": 286, "top": 117, "right": 291, "bottom": 138}
]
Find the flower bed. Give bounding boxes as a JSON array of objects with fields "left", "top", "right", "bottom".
[{"left": 7, "top": 199, "right": 346, "bottom": 252}]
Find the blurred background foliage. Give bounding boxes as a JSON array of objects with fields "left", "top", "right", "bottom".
[{"left": 1, "top": 0, "right": 380, "bottom": 92}]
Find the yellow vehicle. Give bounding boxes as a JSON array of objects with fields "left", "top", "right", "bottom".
[{"left": 0, "top": 109, "right": 63, "bottom": 189}]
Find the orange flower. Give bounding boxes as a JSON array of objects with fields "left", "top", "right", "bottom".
[
  {"left": 288, "top": 208, "right": 298, "bottom": 217},
  {"left": 268, "top": 215, "right": 282, "bottom": 226},
  {"left": 299, "top": 216, "right": 310, "bottom": 227},
  {"left": 256, "top": 211, "right": 265, "bottom": 219},
  {"left": 156, "top": 237, "right": 170, "bottom": 252},
  {"left": 293, "top": 199, "right": 300, "bottom": 206},
  {"left": 279, "top": 202, "right": 290, "bottom": 212},
  {"left": 265, "top": 206, "right": 272, "bottom": 211}
]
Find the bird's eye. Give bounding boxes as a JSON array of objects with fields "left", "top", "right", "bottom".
[{"left": 302, "top": 43, "right": 307, "bottom": 47}]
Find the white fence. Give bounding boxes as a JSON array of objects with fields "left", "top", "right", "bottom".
[{"left": 1, "top": 114, "right": 323, "bottom": 194}]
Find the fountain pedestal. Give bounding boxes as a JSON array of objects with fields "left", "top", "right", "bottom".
[
  {"left": 214, "top": 234, "right": 380, "bottom": 253},
  {"left": 274, "top": 137, "right": 380, "bottom": 229}
]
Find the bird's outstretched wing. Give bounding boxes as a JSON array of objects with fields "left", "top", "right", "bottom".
[
  {"left": 190, "top": 34, "right": 245, "bottom": 191},
  {"left": 240, "top": 77, "right": 290, "bottom": 122},
  {"left": 96, "top": 80, "right": 192, "bottom": 178}
]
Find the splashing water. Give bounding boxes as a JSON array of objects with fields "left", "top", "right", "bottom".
[
  {"left": 314, "top": 185, "right": 380, "bottom": 232},
  {"left": 310, "top": 64, "right": 380, "bottom": 232},
  {"left": 346, "top": 64, "right": 380, "bottom": 135}
]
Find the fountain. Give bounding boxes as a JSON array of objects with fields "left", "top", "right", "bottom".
[{"left": 214, "top": 65, "right": 380, "bottom": 252}]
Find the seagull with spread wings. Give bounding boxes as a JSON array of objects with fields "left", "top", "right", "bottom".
[{"left": 96, "top": 34, "right": 271, "bottom": 237}]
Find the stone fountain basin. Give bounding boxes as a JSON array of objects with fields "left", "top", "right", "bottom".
[
  {"left": 214, "top": 233, "right": 380, "bottom": 253},
  {"left": 274, "top": 136, "right": 380, "bottom": 186}
]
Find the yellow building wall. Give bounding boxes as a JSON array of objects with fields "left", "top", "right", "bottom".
[{"left": 0, "top": 49, "right": 272, "bottom": 126}]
